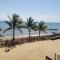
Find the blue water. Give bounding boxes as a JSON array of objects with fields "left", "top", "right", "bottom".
[{"left": 0, "top": 21, "right": 60, "bottom": 37}]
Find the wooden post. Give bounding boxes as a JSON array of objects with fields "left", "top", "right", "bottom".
[{"left": 55, "top": 53, "right": 56, "bottom": 60}]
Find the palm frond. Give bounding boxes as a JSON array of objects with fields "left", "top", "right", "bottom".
[
  {"left": 16, "top": 20, "right": 23, "bottom": 26},
  {"left": 42, "top": 25, "right": 47, "bottom": 30},
  {"left": 27, "top": 17, "right": 34, "bottom": 27},
  {"left": 13, "top": 14, "right": 19, "bottom": 18},
  {"left": 8, "top": 15, "right": 12, "bottom": 23},
  {"left": 4, "top": 21, "right": 12, "bottom": 26},
  {"left": 17, "top": 28, "right": 22, "bottom": 33},
  {"left": 3, "top": 27, "right": 12, "bottom": 33},
  {"left": 35, "top": 21, "right": 48, "bottom": 31},
  {"left": 17, "top": 25, "right": 27, "bottom": 28},
  {"left": 31, "top": 22, "right": 37, "bottom": 29},
  {"left": 12, "top": 14, "right": 19, "bottom": 22},
  {"left": 29, "top": 17, "right": 34, "bottom": 23}
]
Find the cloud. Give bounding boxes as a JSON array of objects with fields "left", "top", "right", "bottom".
[
  {"left": 0, "top": 14, "right": 60, "bottom": 22},
  {"left": 36, "top": 15, "right": 60, "bottom": 20},
  {"left": 35, "top": 15, "right": 60, "bottom": 22},
  {"left": 0, "top": 13, "right": 24, "bottom": 21},
  {"left": 0, "top": 13, "right": 12, "bottom": 21},
  {"left": 0, "top": 14, "right": 8, "bottom": 21}
]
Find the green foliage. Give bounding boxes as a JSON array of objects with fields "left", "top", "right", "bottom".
[
  {"left": 35, "top": 21, "right": 47, "bottom": 37},
  {"left": 4, "top": 14, "right": 48, "bottom": 40},
  {"left": 4, "top": 14, "right": 23, "bottom": 33},
  {"left": 4, "top": 14, "right": 23, "bottom": 44},
  {"left": 25, "top": 17, "right": 36, "bottom": 38}
]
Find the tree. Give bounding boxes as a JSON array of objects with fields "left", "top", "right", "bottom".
[
  {"left": 25, "top": 17, "right": 36, "bottom": 38},
  {"left": 4, "top": 14, "right": 23, "bottom": 46},
  {"left": 35, "top": 21, "right": 47, "bottom": 37}
]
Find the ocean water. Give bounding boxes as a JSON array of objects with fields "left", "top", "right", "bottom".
[{"left": 0, "top": 21, "right": 60, "bottom": 37}]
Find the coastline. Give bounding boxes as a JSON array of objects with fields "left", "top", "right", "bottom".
[
  {"left": 3, "top": 32, "right": 53, "bottom": 38},
  {"left": 1, "top": 34, "right": 52, "bottom": 40}
]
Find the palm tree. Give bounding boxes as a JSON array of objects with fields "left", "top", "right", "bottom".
[
  {"left": 35, "top": 21, "right": 47, "bottom": 37},
  {"left": 25, "top": 17, "right": 36, "bottom": 38},
  {"left": 4, "top": 14, "right": 23, "bottom": 45}
]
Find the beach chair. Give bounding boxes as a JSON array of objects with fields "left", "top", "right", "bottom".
[
  {"left": 57, "top": 55, "right": 60, "bottom": 60},
  {"left": 55, "top": 53, "right": 60, "bottom": 60},
  {"left": 45, "top": 56, "right": 52, "bottom": 60}
]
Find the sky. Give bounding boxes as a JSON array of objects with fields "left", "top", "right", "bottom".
[{"left": 0, "top": 0, "right": 60, "bottom": 22}]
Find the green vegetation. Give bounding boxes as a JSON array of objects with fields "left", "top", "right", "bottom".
[
  {"left": 34, "top": 21, "right": 47, "bottom": 37},
  {"left": 25, "top": 17, "right": 36, "bottom": 38},
  {"left": 3, "top": 14, "right": 47, "bottom": 46},
  {"left": 4, "top": 14, "right": 23, "bottom": 45}
]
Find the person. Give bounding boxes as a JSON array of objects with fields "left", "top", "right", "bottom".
[{"left": 5, "top": 45, "right": 10, "bottom": 52}]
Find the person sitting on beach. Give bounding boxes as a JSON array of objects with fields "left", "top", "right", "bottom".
[{"left": 5, "top": 46, "right": 10, "bottom": 52}]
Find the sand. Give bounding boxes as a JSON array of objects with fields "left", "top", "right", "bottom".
[{"left": 0, "top": 39, "right": 60, "bottom": 60}]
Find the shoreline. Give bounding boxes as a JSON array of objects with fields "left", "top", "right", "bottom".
[
  {"left": 3, "top": 31, "right": 60, "bottom": 38},
  {"left": 3, "top": 33, "right": 53, "bottom": 39},
  {"left": 0, "top": 32, "right": 60, "bottom": 41}
]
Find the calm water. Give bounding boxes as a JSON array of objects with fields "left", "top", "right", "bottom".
[{"left": 0, "top": 21, "right": 60, "bottom": 37}]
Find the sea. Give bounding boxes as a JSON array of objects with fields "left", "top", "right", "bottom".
[{"left": 0, "top": 21, "right": 60, "bottom": 37}]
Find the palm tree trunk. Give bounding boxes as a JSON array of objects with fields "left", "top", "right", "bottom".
[
  {"left": 29, "top": 29, "right": 30, "bottom": 38},
  {"left": 12, "top": 27, "right": 15, "bottom": 46},
  {"left": 39, "top": 30, "right": 40, "bottom": 37},
  {"left": 12, "top": 21, "right": 15, "bottom": 41},
  {"left": 13, "top": 28, "right": 15, "bottom": 41}
]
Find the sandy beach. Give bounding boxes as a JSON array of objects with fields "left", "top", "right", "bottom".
[
  {"left": 0, "top": 0, "right": 60, "bottom": 60},
  {"left": 0, "top": 39, "right": 60, "bottom": 60}
]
